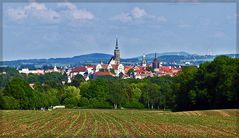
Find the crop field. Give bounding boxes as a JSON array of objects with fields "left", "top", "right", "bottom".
[{"left": 0, "top": 109, "right": 238, "bottom": 137}]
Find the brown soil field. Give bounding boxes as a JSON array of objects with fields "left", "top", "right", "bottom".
[{"left": 0, "top": 109, "right": 238, "bottom": 137}]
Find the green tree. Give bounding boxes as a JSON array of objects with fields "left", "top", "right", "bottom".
[
  {"left": 174, "top": 66, "right": 198, "bottom": 111},
  {"left": 71, "top": 74, "right": 85, "bottom": 87},
  {"left": 124, "top": 83, "right": 143, "bottom": 109},
  {"left": 3, "top": 78, "right": 35, "bottom": 109},
  {"left": 62, "top": 86, "right": 81, "bottom": 108},
  {"left": 2, "top": 96, "right": 20, "bottom": 109},
  {"left": 86, "top": 78, "right": 109, "bottom": 103},
  {"left": 78, "top": 97, "right": 89, "bottom": 107},
  {"left": 108, "top": 80, "right": 128, "bottom": 109}
]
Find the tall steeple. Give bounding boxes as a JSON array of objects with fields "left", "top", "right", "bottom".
[
  {"left": 152, "top": 52, "right": 160, "bottom": 71},
  {"left": 108, "top": 37, "right": 121, "bottom": 65},
  {"left": 113, "top": 37, "right": 120, "bottom": 64},
  {"left": 115, "top": 38, "right": 119, "bottom": 50}
]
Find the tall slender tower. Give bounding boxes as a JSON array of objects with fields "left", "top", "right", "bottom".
[
  {"left": 152, "top": 53, "right": 160, "bottom": 71},
  {"left": 114, "top": 38, "right": 120, "bottom": 64},
  {"left": 142, "top": 54, "right": 147, "bottom": 67}
]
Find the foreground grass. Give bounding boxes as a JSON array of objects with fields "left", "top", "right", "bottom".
[{"left": 0, "top": 109, "right": 238, "bottom": 137}]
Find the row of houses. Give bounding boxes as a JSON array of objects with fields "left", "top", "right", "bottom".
[
  {"left": 18, "top": 39, "right": 182, "bottom": 82},
  {"left": 19, "top": 66, "right": 61, "bottom": 75},
  {"left": 18, "top": 63, "right": 181, "bottom": 83},
  {"left": 68, "top": 62, "right": 182, "bottom": 82}
]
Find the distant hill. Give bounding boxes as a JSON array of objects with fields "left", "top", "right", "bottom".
[
  {"left": 1, "top": 53, "right": 113, "bottom": 67},
  {"left": 0, "top": 52, "right": 238, "bottom": 68},
  {"left": 146, "top": 52, "right": 193, "bottom": 58},
  {"left": 72, "top": 53, "right": 113, "bottom": 60}
]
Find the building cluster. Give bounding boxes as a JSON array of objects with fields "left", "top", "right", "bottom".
[{"left": 18, "top": 38, "right": 182, "bottom": 83}]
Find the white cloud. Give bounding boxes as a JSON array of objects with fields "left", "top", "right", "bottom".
[
  {"left": 72, "top": 9, "right": 94, "bottom": 20},
  {"left": 58, "top": 3, "right": 94, "bottom": 21},
  {"left": 24, "top": 2, "right": 47, "bottom": 11},
  {"left": 112, "top": 7, "right": 167, "bottom": 24},
  {"left": 6, "top": 2, "right": 94, "bottom": 23},
  {"left": 131, "top": 7, "right": 146, "bottom": 19},
  {"left": 7, "top": 2, "right": 60, "bottom": 23},
  {"left": 57, "top": 2, "right": 77, "bottom": 11}
]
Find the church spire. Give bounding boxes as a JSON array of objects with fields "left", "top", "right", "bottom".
[
  {"left": 155, "top": 52, "right": 157, "bottom": 59},
  {"left": 115, "top": 37, "right": 119, "bottom": 50}
]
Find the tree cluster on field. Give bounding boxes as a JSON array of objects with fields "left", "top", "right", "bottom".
[{"left": 0, "top": 56, "right": 238, "bottom": 111}]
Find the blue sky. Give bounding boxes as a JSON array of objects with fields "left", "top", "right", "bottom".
[{"left": 3, "top": 2, "right": 236, "bottom": 60}]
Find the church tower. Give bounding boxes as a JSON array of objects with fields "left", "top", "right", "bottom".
[
  {"left": 114, "top": 38, "right": 120, "bottom": 64},
  {"left": 152, "top": 53, "right": 160, "bottom": 72},
  {"left": 141, "top": 54, "right": 147, "bottom": 67}
]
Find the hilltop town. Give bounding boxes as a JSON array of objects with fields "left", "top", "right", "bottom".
[{"left": 18, "top": 38, "right": 182, "bottom": 83}]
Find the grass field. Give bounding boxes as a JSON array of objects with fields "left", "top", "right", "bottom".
[{"left": 0, "top": 109, "right": 238, "bottom": 137}]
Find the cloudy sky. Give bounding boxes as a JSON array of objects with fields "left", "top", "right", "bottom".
[{"left": 3, "top": 2, "right": 236, "bottom": 60}]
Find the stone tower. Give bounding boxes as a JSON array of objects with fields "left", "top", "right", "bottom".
[{"left": 114, "top": 38, "right": 120, "bottom": 64}]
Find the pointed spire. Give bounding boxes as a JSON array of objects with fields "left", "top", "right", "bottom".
[
  {"left": 155, "top": 52, "right": 157, "bottom": 59},
  {"left": 115, "top": 36, "right": 118, "bottom": 50}
]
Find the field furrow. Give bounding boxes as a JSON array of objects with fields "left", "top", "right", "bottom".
[
  {"left": 75, "top": 111, "right": 94, "bottom": 137},
  {"left": 1, "top": 109, "right": 238, "bottom": 137},
  {"left": 1, "top": 111, "right": 54, "bottom": 136},
  {"left": 58, "top": 111, "right": 81, "bottom": 137}
]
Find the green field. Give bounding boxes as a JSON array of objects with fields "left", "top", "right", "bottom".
[{"left": 0, "top": 109, "right": 238, "bottom": 137}]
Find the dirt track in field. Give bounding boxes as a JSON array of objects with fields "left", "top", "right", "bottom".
[{"left": 0, "top": 109, "right": 238, "bottom": 137}]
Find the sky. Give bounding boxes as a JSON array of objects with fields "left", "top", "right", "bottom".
[{"left": 2, "top": 2, "right": 236, "bottom": 61}]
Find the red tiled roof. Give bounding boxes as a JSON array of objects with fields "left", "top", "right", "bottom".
[
  {"left": 133, "top": 66, "right": 146, "bottom": 71},
  {"left": 125, "top": 66, "right": 134, "bottom": 68},
  {"left": 95, "top": 72, "right": 115, "bottom": 77},
  {"left": 71, "top": 66, "right": 87, "bottom": 73},
  {"left": 86, "top": 66, "right": 94, "bottom": 68}
]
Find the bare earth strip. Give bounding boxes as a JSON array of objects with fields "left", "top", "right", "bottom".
[
  {"left": 97, "top": 111, "right": 112, "bottom": 138},
  {"left": 73, "top": 112, "right": 87, "bottom": 137},
  {"left": 98, "top": 111, "right": 122, "bottom": 137},
  {"left": 109, "top": 111, "right": 147, "bottom": 138},
  {"left": 57, "top": 111, "right": 81, "bottom": 137},
  {"left": 104, "top": 112, "right": 130, "bottom": 137}
]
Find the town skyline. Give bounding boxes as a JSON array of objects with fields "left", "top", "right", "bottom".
[{"left": 3, "top": 2, "right": 236, "bottom": 60}]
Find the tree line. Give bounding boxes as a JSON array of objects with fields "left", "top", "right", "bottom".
[{"left": 0, "top": 56, "right": 238, "bottom": 111}]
